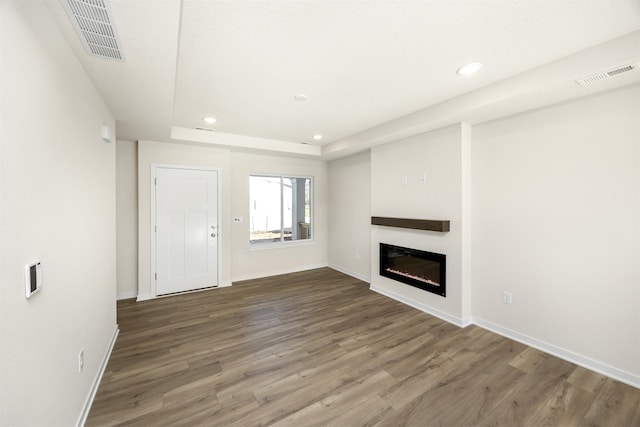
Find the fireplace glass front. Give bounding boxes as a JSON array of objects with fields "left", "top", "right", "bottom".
[{"left": 379, "top": 243, "right": 446, "bottom": 297}]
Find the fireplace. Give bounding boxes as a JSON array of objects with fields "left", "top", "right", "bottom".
[{"left": 379, "top": 243, "right": 446, "bottom": 297}]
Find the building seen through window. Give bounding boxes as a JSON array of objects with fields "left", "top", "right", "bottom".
[{"left": 249, "top": 175, "right": 312, "bottom": 245}]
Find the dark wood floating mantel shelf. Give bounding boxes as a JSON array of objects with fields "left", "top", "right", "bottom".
[{"left": 371, "top": 216, "right": 450, "bottom": 232}]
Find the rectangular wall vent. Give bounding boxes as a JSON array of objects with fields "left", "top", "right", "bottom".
[
  {"left": 62, "top": 0, "right": 125, "bottom": 62},
  {"left": 576, "top": 62, "right": 638, "bottom": 86}
]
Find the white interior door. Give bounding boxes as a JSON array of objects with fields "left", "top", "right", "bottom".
[{"left": 155, "top": 167, "right": 218, "bottom": 295}]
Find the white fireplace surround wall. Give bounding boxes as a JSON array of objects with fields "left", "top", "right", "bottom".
[{"left": 370, "top": 123, "right": 472, "bottom": 327}]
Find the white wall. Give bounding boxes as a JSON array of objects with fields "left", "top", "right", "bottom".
[
  {"left": 0, "top": 1, "right": 117, "bottom": 425},
  {"left": 328, "top": 150, "right": 371, "bottom": 282},
  {"left": 471, "top": 85, "right": 640, "bottom": 383},
  {"left": 116, "top": 140, "right": 138, "bottom": 299},
  {"left": 230, "top": 152, "right": 328, "bottom": 281},
  {"left": 137, "top": 141, "right": 232, "bottom": 300},
  {"left": 136, "top": 143, "right": 328, "bottom": 296},
  {"left": 370, "top": 124, "right": 471, "bottom": 326}
]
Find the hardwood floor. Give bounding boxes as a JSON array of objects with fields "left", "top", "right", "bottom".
[{"left": 87, "top": 268, "right": 640, "bottom": 426}]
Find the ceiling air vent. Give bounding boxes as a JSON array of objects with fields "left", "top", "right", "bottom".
[
  {"left": 62, "top": 0, "right": 125, "bottom": 61},
  {"left": 194, "top": 127, "right": 215, "bottom": 132},
  {"left": 576, "top": 62, "right": 638, "bottom": 86}
]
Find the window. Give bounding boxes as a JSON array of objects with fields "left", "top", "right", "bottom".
[{"left": 249, "top": 175, "right": 312, "bottom": 245}]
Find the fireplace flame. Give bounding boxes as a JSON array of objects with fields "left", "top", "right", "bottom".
[{"left": 385, "top": 268, "right": 440, "bottom": 287}]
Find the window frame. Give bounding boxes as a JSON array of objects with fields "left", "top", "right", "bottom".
[{"left": 248, "top": 173, "right": 314, "bottom": 250}]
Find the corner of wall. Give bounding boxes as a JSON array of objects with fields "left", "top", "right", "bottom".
[{"left": 460, "top": 122, "right": 472, "bottom": 320}]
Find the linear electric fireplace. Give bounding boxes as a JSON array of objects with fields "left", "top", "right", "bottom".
[{"left": 380, "top": 243, "right": 446, "bottom": 297}]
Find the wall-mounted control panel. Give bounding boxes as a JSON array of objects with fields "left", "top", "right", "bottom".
[{"left": 25, "top": 258, "right": 42, "bottom": 299}]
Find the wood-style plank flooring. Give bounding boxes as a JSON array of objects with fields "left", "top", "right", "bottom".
[{"left": 87, "top": 268, "right": 640, "bottom": 426}]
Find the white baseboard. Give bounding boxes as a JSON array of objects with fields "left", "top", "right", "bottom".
[
  {"left": 328, "top": 264, "right": 370, "bottom": 283},
  {"left": 117, "top": 291, "right": 138, "bottom": 300},
  {"left": 370, "top": 283, "right": 471, "bottom": 328},
  {"left": 370, "top": 286, "right": 639, "bottom": 389},
  {"left": 231, "top": 263, "right": 328, "bottom": 283},
  {"left": 136, "top": 279, "right": 232, "bottom": 301},
  {"left": 473, "top": 317, "right": 640, "bottom": 390},
  {"left": 136, "top": 293, "right": 153, "bottom": 302},
  {"left": 76, "top": 325, "right": 119, "bottom": 427}
]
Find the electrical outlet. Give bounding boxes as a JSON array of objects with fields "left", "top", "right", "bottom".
[
  {"left": 79, "top": 350, "right": 84, "bottom": 373},
  {"left": 503, "top": 291, "right": 512, "bottom": 305},
  {"left": 419, "top": 174, "right": 427, "bottom": 183},
  {"left": 233, "top": 217, "right": 243, "bottom": 223}
]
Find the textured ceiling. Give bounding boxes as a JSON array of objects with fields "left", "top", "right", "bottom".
[{"left": 49, "top": 0, "right": 640, "bottom": 158}]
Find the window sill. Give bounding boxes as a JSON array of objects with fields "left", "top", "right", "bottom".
[{"left": 249, "top": 239, "right": 315, "bottom": 251}]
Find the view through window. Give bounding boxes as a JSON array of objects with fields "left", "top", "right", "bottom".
[{"left": 249, "top": 175, "right": 312, "bottom": 245}]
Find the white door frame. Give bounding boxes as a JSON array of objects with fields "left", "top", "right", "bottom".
[{"left": 150, "top": 163, "right": 222, "bottom": 298}]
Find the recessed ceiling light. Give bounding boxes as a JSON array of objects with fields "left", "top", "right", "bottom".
[
  {"left": 313, "top": 134, "right": 323, "bottom": 141},
  {"left": 294, "top": 94, "right": 308, "bottom": 101},
  {"left": 203, "top": 117, "right": 216, "bottom": 124},
  {"left": 457, "top": 62, "right": 483, "bottom": 76}
]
